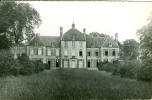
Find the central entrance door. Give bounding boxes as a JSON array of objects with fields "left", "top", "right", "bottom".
[{"left": 71, "top": 59, "right": 77, "bottom": 68}]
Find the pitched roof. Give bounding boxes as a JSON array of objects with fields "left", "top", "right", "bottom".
[
  {"left": 40, "top": 36, "right": 60, "bottom": 47},
  {"left": 86, "top": 37, "right": 106, "bottom": 48},
  {"left": 102, "top": 35, "right": 119, "bottom": 48},
  {"left": 28, "top": 34, "right": 45, "bottom": 46},
  {"left": 62, "top": 29, "right": 86, "bottom": 41}
]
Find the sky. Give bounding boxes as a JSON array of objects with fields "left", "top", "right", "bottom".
[{"left": 25, "top": 1, "right": 152, "bottom": 42}]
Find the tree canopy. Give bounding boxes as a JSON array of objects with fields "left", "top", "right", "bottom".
[
  {"left": 120, "top": 39, "right": 139, "bottom": 60},
  {"left": 89, "top": 32, "right": 106, "bottom": 37},
  {"left": 137, "top": 12, "right": 152, "bottom": 64},
  {"left": 0, "top": 2, "right": 42, "bottom": 44}
]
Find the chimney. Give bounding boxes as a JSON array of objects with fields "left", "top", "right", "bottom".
[
  {"left": 115, "top": 33, "right": 118, "bottom": 43},
  {"left": 83, "top": 28, "right": 86, "bottom": 34},
  {"left": 60, "top": 26, "right": 63, "bottom": 40},
  {"left": 72, "top": 23, "right": 75, "bottom": 29}
]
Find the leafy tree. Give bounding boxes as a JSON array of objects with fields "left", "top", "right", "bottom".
[
  {"left": 121, "top": 39, "right": 139, "bottom": 60},
  {"left": 0, "top": 34, "right": 11, "bottom": 50},
  {"left": 89, "top": 32, "right": 106, "bottom": 37},
  {"left": 0, "top": 2, "right": 42, "bottom": 44}
]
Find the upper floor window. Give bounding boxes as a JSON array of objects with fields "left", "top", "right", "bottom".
[
  {"left": 56, "top": 49, "right": 59, "bottom": 56},
  {"left": 64, "top": 41, "right": 68, "bottom": 47},
  {"left": 79, "top": 49, "right": 83, "bottom": 57},
  {"left": 64, "top": 49, "right": 68, "bottom": 56},
  {"left": 105, "top": 49, "right": 108, "bottom": 56},
  {"left": 30, "top": 48, "right": 34, "bottom": 55},
  {"left": 38, "top": 48, "right": 42, "bottom": 55},
  {"left": 79, "top": 41, "right": 82, "bottom": 47},
  {"left": 72, "top": 49, "right": 75, "bottom": 56},
  {"left": 72, "top": 41, "right": 75, "bottom": 47},
  {"left": 113, "top": 49, "right": 116, "bottom": 56},
  {"left": 47, "top": 49, "right": 51, "bottom": 56},
  {"left": 88, "top": 51, "right": 91, "bottom": 56},
  {"left": 95, "top": 50, "right": 98, "bottom": 56}
]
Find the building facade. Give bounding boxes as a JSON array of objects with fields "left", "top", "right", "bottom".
[{"left": 11, "top": 23, "right": 119, "bottom": 69}]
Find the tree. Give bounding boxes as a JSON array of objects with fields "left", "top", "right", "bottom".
[
  {"left": 121, "top": 39, "right": 139, "bottom": 60},
  {"left": 0, "top": 34, "right": 12, "bottom": 50},
  {"left": 136, "top": 13, "right": 152, "bottom": 64},
  {"left": 89, "top": 32, "right": 106, "bottom": 37},
  {"left": 0, "top": 2, "right": 42, "bottom": 44}
]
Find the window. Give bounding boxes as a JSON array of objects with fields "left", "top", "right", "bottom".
[
  {"left": 30, "top": 48, "right": 34, "bottom": 55},
  {"left": 65, "top": 41, "right": 68, "bottom": 47},
  {"left": 64, "top": 49, "right": 67, "bottom": 56},
  {"left": 88, "top": 51, "right": 91, "bottom": 56},
  {"left": 72, "top": 41, "right": 75, "bottom": 47},
  {"left": 72, "top": 35, "right": 76, "bottom": 40},
  {"left": 52, "top": 43, "right": 55, "bottom": 48},
  {"left": 79, "top": 41, "right": 82, "bottom": 47},
  {"left": 95, "top": 51, "right": 98, "bottom": 56},
  {"left": 47, "top": 49, "right": 51, "bottom": 56},
  {"left": 35, "top": 41, "right": 38, "bottom": 46},
  {"left": 79, "top": 49, "right": 83, "bottom": 57},
  {"left": 72, "top": 49, "right": 75, "bottom": 56},
  {"left": 109, "top": 42, "right": 112, "bottom": 47},
  {"left": 56, "top": 49, "right": 59, "bottom": 56},
  {"left": 113, "top": 49, "right": 116, "bottom": 56},
  {"left": 105, "top": 49, "right": 108, "bottom": 56},
  {"left": 38, "top": 48, "right": 42, "bottom": 55}
]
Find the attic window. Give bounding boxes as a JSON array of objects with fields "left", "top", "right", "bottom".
[
  {"left": 51, "top": 43, "right": 55, "bottom": 47},
  {"left": 72, "top": 35, "right": 76, "bottom": 40},
  {"left": 109, "top": 42, "right": 112, "bottom": 47},
  {"left": 35, "top": 41, "right": 38, "bottom": 46}
]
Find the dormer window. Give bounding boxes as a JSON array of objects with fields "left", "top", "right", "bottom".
[
  {"left": 72, "top": 35, "right": 76, "bottom": 41},
  {"left": 51, "top": 43, "right": 55, "bottom": 48},
  {"left": 109, "top": 42, "right": 112, "bottom": 47},
  {"left": 35, "top": 41, "right": 38, "bottom": 46}
]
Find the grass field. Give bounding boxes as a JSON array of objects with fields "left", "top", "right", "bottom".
[{"left": 0, "top": 69, "right": 151, "bottom": 100}]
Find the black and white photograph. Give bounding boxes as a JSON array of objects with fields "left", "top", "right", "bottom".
[{"left": 0, "top": 1, "right": 152, "bottom": 99}]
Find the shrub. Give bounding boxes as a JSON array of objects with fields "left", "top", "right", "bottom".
[
  {"left": 0, "top": 50, "right": 20, "bottom": 77},
  {"left": 44, "top": 63, "right": 50, "bottom": 70},
  {"left": 34, "top": 60, "right": 45, "bottom": 73},
  {"left": 18, "top": 53, "right": 35, "bottom": 75},
  {"left": 118, "top": 60, "right": 141, "bottom": 79},
  {"left": 137, "top": 65, "right": 152, "bottom": 81}
]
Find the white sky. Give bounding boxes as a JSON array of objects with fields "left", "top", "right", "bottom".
[{"left": 25, "top": 1, "right": 152, "bottom": 42}]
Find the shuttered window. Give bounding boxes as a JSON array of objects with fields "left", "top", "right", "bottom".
[
  {"left": 47, "top": 49, "right": 51, "bottom": 56},
  {"left": 30, "top": 48, "right": 34, "bottom": 55},
  {"left": 64, "top": 49, "right": 67, "bottom": 56},
  {"left": 105, "top": 49, "right": 108, "bottom": 56},
  {"left": 56, "top": 49, "right": 59, "bottom": 56},
  {"left": 38, "top": 48, "right": 42, "bottom": 55}
]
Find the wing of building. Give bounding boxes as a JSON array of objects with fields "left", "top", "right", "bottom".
[{"left": 11, "top": 23, "right": 119, "bottom": 69}]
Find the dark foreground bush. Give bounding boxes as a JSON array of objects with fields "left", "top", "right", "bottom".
[
  {"left": 137, "top": 65, "right": 152, "bottom": 81},
  {"left": 0, "top": 50, "right": 20, "bottom": 77},
  {"left": 18, "top": 53, "right": 35, "bottom": 75},
  {"left": 34, "top": 60, "right": 45, "bottom": 73}
]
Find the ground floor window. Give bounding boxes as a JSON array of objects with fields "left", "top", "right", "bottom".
[{"left": 56, "top": 60, "right": 59, "bottom": 67}]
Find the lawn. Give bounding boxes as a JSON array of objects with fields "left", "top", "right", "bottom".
[{"left": 0, "top": 69, "right": 151, "bottom": 100}]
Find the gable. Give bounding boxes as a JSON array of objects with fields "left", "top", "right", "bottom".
[
  {"left": 28, "top": 34, "right": 45, "bottom": 46},
  {"left": 40, "top": 36, "right": 60, "bottom": 47},
  {"left": 102, "top": 36, "right": 119, "bottom": 48}
]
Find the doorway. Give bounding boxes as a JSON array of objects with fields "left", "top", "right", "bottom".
[
  {"left": 88, "top": 60, "right": 90, "bottom": 68},
  {"left": 56, "top": 60, "right": 59, "bottom": 67}
]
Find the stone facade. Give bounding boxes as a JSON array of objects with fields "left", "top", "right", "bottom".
[{"left": 11, "top": 23, "right": 119, "bottom": 69}]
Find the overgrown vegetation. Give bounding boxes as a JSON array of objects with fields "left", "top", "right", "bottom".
[
  {"left": 0, "top": 69, "right": 151, "bottom": 99},
  {"left": 0, "top": 50, "right": 49, "bottom": 77},
  {"left": 97, "top": 60, "right": 152, "bottom": 81}
]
